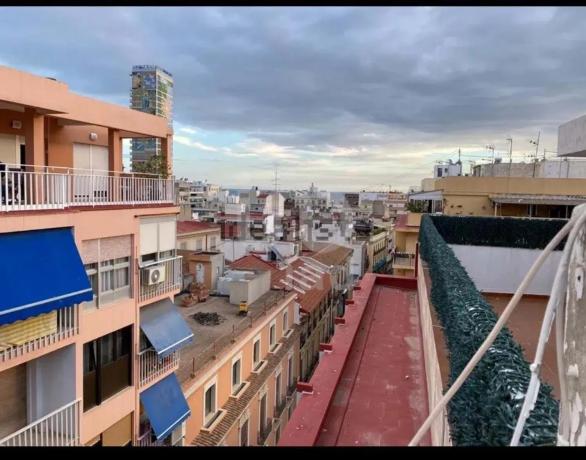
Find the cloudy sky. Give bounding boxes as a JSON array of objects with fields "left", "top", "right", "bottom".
[{"left": 1, "top": 6, "right": 586, "bottom": 191}]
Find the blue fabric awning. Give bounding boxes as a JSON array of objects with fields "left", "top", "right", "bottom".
[
  {"left": 140, "top": 298, "right": 194, "bottom": 358},
  {"left": 0, "top": 227, "right": 93, "bottom": 327},
  {"left": 140, "top": 373, "right": 191, "bottom": 440}
]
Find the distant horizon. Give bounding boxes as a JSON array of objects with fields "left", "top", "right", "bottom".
[{"left": 2, "top": 7, "right": 571, "bottom": 191}]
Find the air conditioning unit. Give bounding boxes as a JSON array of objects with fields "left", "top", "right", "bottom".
[{"left": 144, "top": 265, "right": 166, "bottom": 285}]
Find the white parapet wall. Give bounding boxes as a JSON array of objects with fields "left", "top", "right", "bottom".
[{"left": 449, "top": 245, "right": 562, "bottom": 296}]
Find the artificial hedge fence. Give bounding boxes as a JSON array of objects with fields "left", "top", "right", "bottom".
[
  {"left": 430, "top": 214, "right": 567, "bottom": 250},
  {"left": 418, "top": 214, "right": 559, "bottom": 446}
]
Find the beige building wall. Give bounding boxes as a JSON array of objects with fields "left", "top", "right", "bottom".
[{"left": 183, "top": 295, "right": 299, "bottom": 446}]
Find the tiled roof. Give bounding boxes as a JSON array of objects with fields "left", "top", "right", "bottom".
[
  {"left": 272, "top": 259, "right": 331, "bottom": 314},
  {"left": 309, "top": 243, "right": 353, "bottom": 267},
  {"left": 191, "top": 327, "right": 299, "bottom": 446},
  {"left": 177, "top": 220, "right": 220, "bottom": 234},
  {"left": 230, "top": 255, "right": 277, "bottom": 274},
  {"left": 230, "top": 256, "right": 331, "bottom": 314}
]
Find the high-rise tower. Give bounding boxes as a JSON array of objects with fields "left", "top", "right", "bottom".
[{"left": 129, "top": 65, "right": 174, "bottom": 169}]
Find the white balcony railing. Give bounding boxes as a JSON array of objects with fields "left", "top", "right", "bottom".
[
  {"left": 138, "top": 256, "right": 183, "bottom": 303},
  {"left": 0, "top": 305, "right": 79, "bottom": 365},
  {"left": 139, "top": 348, "right": 179, "bottom": 387},
  {"left": 0, "top": 399, "right": 81, "bottom": 446},
  {"left": 0, "top": 167, "right": 174, "bottom": 212}
]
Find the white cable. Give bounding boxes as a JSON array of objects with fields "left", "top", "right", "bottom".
[
  {"left": 509, "top": 208, "right": 586, "bottom": 445},
  {"left": 409, "top": 217, "right": 575, "bottom": 447}
]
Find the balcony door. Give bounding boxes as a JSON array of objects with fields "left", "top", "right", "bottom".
[{"left": 73, "top": 143, "right": 109, "bottom": 203}]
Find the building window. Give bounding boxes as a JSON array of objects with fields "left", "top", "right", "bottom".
[
  {"left": 253, "top": 337, "right": 261, "bottom": 367},
  {"left": 232, "top": 358, "right": 242, "bottom": 394},
  {"left": 83, "top": 326, "right": 132, "bottom": 411},
  {"left": 259, "top": 394, "right": 267, "bottom": 436},
  {"left": 288, "top": 355, "right": 294, "bottom": 387},
  {"left": 204, "top": 382, "right": 217, "bottom": 424},
  {"left": 275, "top": 372, "right": 282, "bottom": 408},
  {"left": 196, "top": 239, "right": 203, "bottom": 251},
  {"left": 282, "top": 311, "right": 288, "bottom": 332},
  {"left": 269, "top": 323, "right": 276, "bottom": 347},
  {"left": 240, "top": 419, "right": 249, "bottom": 446},
  {"left": 210, "top": 236, "right": 217, "bottom": 250},
  {"left": 180, "top": 242, "right": 187, "bottom": 250},
  {"left": 84, "top": 257, "right": 130, "bottom": 307}
]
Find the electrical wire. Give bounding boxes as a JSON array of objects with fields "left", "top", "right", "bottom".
[{"left": 408, "top": 216, "right": 575, "bottom": 446}]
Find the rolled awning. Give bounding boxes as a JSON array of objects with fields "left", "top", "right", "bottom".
[
  {"left": 140, "top": 298, "right": 193, "bottom": 358},
  {"left": 0, "top": 227, "right": 93, "bottom": 327},
  {"left": 140, "top": 372, "right": 191, "bottom": 440}
]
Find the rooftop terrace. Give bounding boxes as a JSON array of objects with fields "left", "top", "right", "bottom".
[
  {"left": 175, "top": 289, "right": 292, "bottom": 385},
  {"left": 278, "top": 275, "right": 429, "bottom": 446}
]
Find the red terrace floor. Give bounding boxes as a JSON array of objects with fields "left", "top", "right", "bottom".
[{"left": 279, "top": 274, "right": 430, "bottom": 446}]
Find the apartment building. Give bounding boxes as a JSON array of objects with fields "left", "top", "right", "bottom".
[
  {"left": 356, "top": 227, "right": 389, "bottom": 274},
  {"left": 412, "top": 175, "right": 586, "bottom": 218},
  {"left": 391, "top": 213, "right": 421, "bottom": 277},
  {"left": 230, "top": 254, "right": 336, "bottom": 386},
  {"left": 0, "top": 65, "right": 192, "bottom": 447},
  {"left": 177, "top": 221, "right": 222, "bottom": 252},
  {"left": 129, "top": 65, "right": 173, "bottom": 169},
  {"left": 177, "top": 269, "right": 301, "bottom": 446}
]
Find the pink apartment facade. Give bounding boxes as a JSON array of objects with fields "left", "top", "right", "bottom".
[{"left": 0, "top": 66, "right": 193, "bottom": 446}]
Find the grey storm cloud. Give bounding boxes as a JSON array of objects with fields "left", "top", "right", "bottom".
[{"left": 1, "top": 6, "right": 586, "bottom": 188}]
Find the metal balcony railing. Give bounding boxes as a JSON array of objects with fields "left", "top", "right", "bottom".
[
  {"left": 0, "top": 165, "right": 174, "bottom": 212},
  {"left": 393, "top": 252, "right": 416, "bottom": 267},
  {"left": 138, "top": 348, "right": 179, "bottom": 387},
  {"left": 257, "top": 419, "right": 273, "bottom": 446},
  {"left": 0, "top": 305, "right": 79, "bottom": 365},
  {"left": 138, "top": 256, "right": 183, "bottom": 302},
  {"left": 0, "top": 399, "right": 81, "bottom": 446}
]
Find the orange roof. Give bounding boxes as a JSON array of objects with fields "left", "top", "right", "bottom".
[
  {"left": 177, "top": 221, "right": 220, "bottom": 234},
  {"left": 309, "top": 243, "right": 353, "bottom": 267},
  {"left": 230, "top": 255, "right": 277, "bottom": 275}
]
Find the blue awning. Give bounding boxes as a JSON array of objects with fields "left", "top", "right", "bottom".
[
  {"left": 140, "top": 298, "right": 194, "bottom": 358},
  {"left": 0, "top": 227, "right": 93, "bottom": 327},
  {"left": 140, "top": 373, "right": 191, "bottom": 440}
]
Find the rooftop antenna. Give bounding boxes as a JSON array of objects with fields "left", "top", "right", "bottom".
[{"left": 529, "top": 131, "right": 540, "bottom": 177}]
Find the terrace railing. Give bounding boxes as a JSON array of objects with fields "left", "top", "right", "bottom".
[
  {"left": 138, "top": 348, "right": 179, "bottom": 387},
  {"left": 0, "top": 399, "right": 81, "bottom": 446},
  {"left": 0, "top": 305, "right": 79, "bottom": 365},
  {"left": 0, "top": 165, "right": 174, "bottom": 212},
  {"left": 392, "top": 252, "right": 416, "bottom": 267},
  {"left": 139, "top": 256, "right": 183, "bottom": 302}
]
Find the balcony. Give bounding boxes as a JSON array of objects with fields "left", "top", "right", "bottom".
[
  {"left": 138, "top": 348, "right": 179, "bottom": 387},
  {"left": 392, "top": 252, "right": 416, "bottom": 268},
  {"left": 257, "top": 419, "right": 273, "bottom": 446},
  {"left": 0, "top": 166, "right": 175, "bottom": 212},
  {"left": 0, "top": 305, "right": 78, "bottom": 366},
  {"left": 0, "top": 399, "right": 81, "bottom": 446},
  {"left": 139, "top": 256, "right": 182, "bottom": 303}
]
